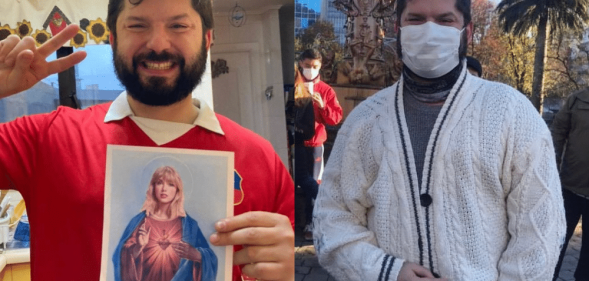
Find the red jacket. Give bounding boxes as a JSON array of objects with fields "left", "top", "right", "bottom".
[{"left": 304, "top": 79, "right": 343, "bottom": 147}]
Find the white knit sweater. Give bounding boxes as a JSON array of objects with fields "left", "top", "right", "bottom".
[{"left": 313, "top": 68, "right": 566, "bottom": 281}]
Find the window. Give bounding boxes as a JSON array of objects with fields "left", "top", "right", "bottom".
[
  {"left": 44, "top": 44, "right": 124, "bottom": 109},
  {"left": 0, "top": 44, "right": 123, "bottom": 123}
]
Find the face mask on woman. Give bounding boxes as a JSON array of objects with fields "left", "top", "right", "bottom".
[
  {"left": 302, "top": 68, "right": 320, "bottom": 81},
  {"left": 400, "top": 21, "right": 463, "bottom": 79}
]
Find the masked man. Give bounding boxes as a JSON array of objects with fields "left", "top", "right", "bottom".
[{"left": 313, "top": 0, "right": 565, "bottom": 280}]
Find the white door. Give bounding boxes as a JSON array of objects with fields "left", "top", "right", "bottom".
[{"left": 211, "top": 43, "right": 264, "bottom": 136}]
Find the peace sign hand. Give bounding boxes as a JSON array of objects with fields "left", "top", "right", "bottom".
[{"left": 0, "top": 24, "right": 87, "bottom": 99}]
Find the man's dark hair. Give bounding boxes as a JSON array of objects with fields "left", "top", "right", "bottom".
[
  {"left": 466, "top": 56, "right": 482, "bottom": 77},
  {"left": 395, "top": 0, "right": 472, "bottom": 27},
  {"left": 299, "top": 49, "right": 323, "bottom": 62},
  {"left": 106, "top": 0, "right": 214, "bottom": 38}
]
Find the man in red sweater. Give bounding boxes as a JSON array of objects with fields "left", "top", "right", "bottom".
[
  {"left": 297, "top": 49, "right": 342, "bottom": 239},
  {"left": 0, "top": 0, "right": 294, "bottom": 280}
]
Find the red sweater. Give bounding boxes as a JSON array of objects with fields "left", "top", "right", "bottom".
[
  {"left": 0, "top": 103, "right": 294, "bottom": 281},
  {"left": 304, "top": 80, "right": 343, "bottom": 147}
]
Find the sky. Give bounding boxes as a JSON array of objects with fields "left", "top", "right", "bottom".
[{"left": 43, "top": 44, "right": 124, "bottom": 91}]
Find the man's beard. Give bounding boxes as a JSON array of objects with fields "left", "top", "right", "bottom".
[
  {"left": 112, "top": 39, "right": 207, "bottom": 106},
  {"left": 396, "top": 27, "right": 468, "bottom": 63}
]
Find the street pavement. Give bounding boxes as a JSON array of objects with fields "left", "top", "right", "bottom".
[
  {"left": 295, "top": 227, "right": 335, "bottom": 281},
  {"left": 295, "top": 221, "right": 583, "bottom": 281},
  {"left": 555, "top": 221, "right": 584, "bottom": 281}
]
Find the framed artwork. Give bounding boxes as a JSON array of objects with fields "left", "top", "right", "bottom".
[{"left": 100, "top": 145, "right": 234, "bottom": 281}]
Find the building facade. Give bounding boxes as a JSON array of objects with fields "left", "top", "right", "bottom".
[
  {"left": 295, "top": 0, "right": 321, "bottom": 36},
  {"left": 321, "top": 0, "right": 347, "bottom": 45}
]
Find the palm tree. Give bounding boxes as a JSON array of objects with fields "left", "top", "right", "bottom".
[{"left": 496, "top": 0, "right": 589, "bottom": 112}]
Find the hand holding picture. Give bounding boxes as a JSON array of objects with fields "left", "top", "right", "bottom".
[
  {"left": 312, "top": 93, "right": 324, "bottom": 108},
  {"left": 209, "top": 211, "right": 294, "bottom": 281}
]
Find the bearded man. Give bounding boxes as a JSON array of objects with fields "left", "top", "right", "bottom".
[{"left": 0, "top": 1, "right": 294, "bottom": 280}]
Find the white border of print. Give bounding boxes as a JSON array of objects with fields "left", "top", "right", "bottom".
[{"left": 100, "top": 144, "right": 234, "bottom": 281}]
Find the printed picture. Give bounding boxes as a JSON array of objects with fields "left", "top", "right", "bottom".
[{"left": 100, "top": 145, "right": 234, "bottom": 281}]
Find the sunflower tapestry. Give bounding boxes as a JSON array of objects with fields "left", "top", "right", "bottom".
[{"left": 0, "top": 0, "right": 109, "bottom": 47}]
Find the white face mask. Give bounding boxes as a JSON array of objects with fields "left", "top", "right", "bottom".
[
  {"left": 400, "top": 21, "right": 463, "bottom": 79},
  {"left": 302, "top": 68, "right": 320, "bottom": 81}
]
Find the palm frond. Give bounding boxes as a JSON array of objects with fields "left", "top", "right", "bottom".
[
  {"left": 496, "top": 0, "right": 545, "bottom": 36},
  {"left": 496, "top": 0, "right": 589, "bottom": 36}
]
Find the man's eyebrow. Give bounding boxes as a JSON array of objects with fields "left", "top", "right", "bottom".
[
  {"left": 169, "top": 14, "right": 190, "bottom": 21},
  {"left": 405, "top": 13, "right": 425, "bottom": 18},
  {"left": 405, "top": 12, "right": 458, "bottom": 19},
  {"left": 125, "top": 16, "right": 148, "bottom": 22},
  {"left": 436, "top": 12, "right": 458, "bottom": 19},
  {"left": 124, "top": 14, "right": 190, "bottom": 22}
]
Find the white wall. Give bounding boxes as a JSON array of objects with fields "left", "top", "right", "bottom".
[
  {"left": 211, "top": 6, "right": 289, "bottom": 166},
  {"left": 192, "top": 54, "right": 214, "bottom": 111}
]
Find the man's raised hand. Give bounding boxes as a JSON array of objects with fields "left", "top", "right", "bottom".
[{"left": 0, "top": 24, "right": 87, "bottom": 98}]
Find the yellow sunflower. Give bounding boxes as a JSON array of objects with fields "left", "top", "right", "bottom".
[
  {"left": 86, "top": 18, "right": 109, "bottom": 44},
  {"left": 70, "top": 30, "right": 88, "bottom": 48},
  {"left": 32, "top": 29, "right": 52, "bottom": 47},
  {"left": 16, "top": 20, "right": 33, "bottom": 38},
  {"left": 0, "top": 24, "right": 15, "bottom": 41}
]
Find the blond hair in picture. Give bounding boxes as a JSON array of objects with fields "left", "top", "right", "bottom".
[{"left": 141, "top": 166, "right": 186, "bottom": 218}]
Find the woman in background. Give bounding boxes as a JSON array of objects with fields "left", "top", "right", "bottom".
[{"left": 291, "top": 64, "right": 317, "bottom": 241}]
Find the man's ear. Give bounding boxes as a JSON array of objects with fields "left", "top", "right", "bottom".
[
  {"left": 205, "top": 29, "right": 213, "bottom": 50},
  {"left": 466, "top": 21, "right": 474, "bottom": 45},
  {"left": 109, "top": 32, "right": 115, "bottom": 46}
]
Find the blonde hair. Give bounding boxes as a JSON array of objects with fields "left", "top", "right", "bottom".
[
  {"left": 294, "top": 63, "right": 312, "bottom": 107},
  {"left": 140, "top": 166, "right": 186, "bottom": 218}
]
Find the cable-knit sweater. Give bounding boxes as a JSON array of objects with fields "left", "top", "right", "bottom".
[{"left": 313, "top": 67, "right": 566, "bottom": 281}]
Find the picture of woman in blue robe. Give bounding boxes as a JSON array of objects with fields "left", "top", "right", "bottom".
[{"left": 112, "top": 166, "right": 217, "bottom": 281}]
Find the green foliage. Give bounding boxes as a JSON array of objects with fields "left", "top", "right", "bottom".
[
  {"left": 497, "top": 0, "right": 589, "bottom": 37},
  {"left": 469, "top": 0, "right": 534, "bottom": 95},
  {"left": 296, "top": 20, "right": 343, "bottom": 56},
  {"left": 543, "top": 28, "right": 589, "bottom": 98},
  {"left": 500, "top": 32, "right": 536, "bottom": 96},
  {"left": 496, "top": 0, "right": 589, "bottom": 111}
]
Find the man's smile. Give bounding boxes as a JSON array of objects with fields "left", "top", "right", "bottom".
[{"left": 143, "top": 61, "right": 175, "bottom": 70}]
